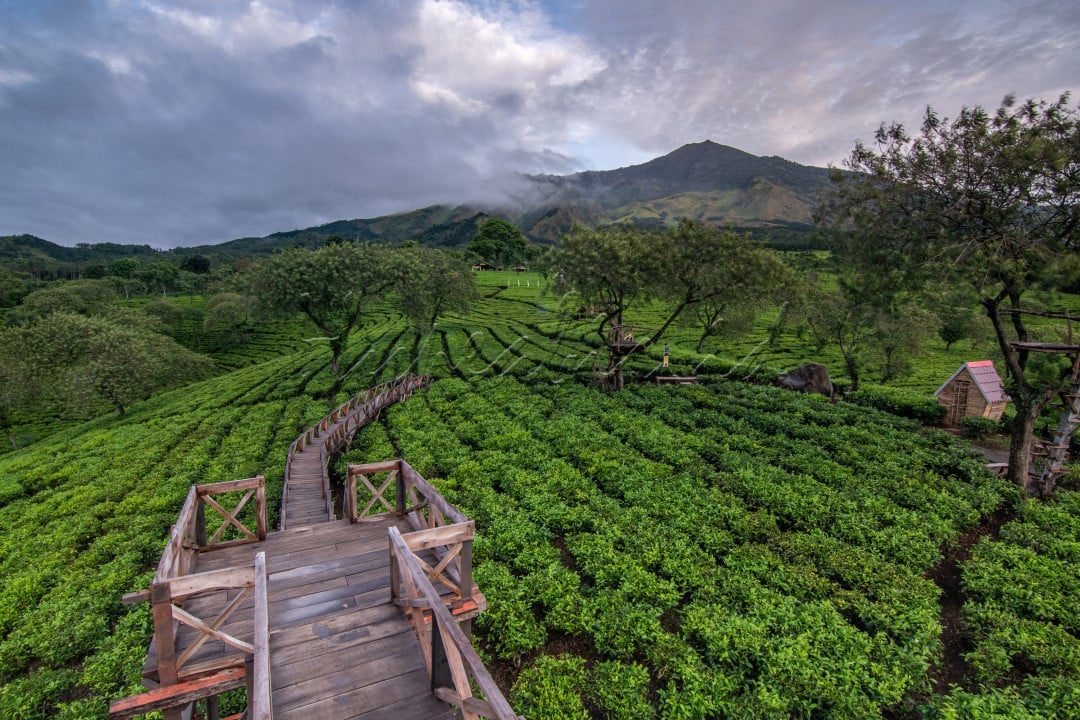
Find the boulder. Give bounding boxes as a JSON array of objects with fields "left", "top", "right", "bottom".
[{"left": 780, "top": 363, "right": 834, "bottom": 400}]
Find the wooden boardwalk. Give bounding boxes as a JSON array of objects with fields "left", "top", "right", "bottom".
[
  {"left": 113, "top": 376, "right": 517, "bottom": 720},
  {"left": 197, "top": 518, "right": 457, "bottom": 720},
  {"left": 281, "top": 434, "right": 336, "bottom": 528},
  {"left": 281, "top": 375, "right": 430, "bottom": 529}
]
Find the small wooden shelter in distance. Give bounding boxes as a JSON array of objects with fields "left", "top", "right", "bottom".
[{"left": 934, "top": 360, "right": 1010, "bottom": 427}]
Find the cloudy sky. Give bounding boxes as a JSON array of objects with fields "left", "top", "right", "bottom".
[{"left": 1, "top": 0, "right": 1077, "bottom": 248}]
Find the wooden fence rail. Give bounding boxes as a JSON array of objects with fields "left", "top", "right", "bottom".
[
  {"left": 280, "top": 373, "right": 431, "bottom": 529},
  {"left": 347, "top": 459, "right": 479, "bottom": 617},
  {"left": 114, "top": 476, "right": 271, "bottom": 720},
  {"left": 389, "top": 526, "right": 521, "bottom": 720},
  {"left": 154, "top": 476, "right": 268, "bottom": 585}
]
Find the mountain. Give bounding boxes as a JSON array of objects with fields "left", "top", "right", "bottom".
[
  {"left": 510, "top": 140, "right": 832, "bottom": 242},
  {"left": 191, "top": 141, "right": 831, "bottom": 256},
  {"left": 4, "top": 142, "right": 832, "bottom": 269},
  {"left": 198, "top": 206, "right": 491, "bottom": 261}
]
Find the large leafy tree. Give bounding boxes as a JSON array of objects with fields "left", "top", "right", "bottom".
[
  {"left": 819, "top": 95, "right": 1080, "bottom": 493},
  {"left": 554, "top": 219, "right": 789, "bottom": 388},
  {"left": 1, "top": 312, "right": 212, "bottom": 418},
  {"left": 393, "top": 246, "right": 477, "bottom": 331},
  {"left": 10, "top": 279, "right": 117, "bottom": 323},
  {"left": 468, "top": 218, "right": 528, "bottom": 268},
  {"left": 250, "top": 243, "right": 397, "bottom": 376}
]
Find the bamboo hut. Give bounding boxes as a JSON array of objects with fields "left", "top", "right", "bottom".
[{"left": 934, "top": 360, "right": 1009, "bottom": 427}]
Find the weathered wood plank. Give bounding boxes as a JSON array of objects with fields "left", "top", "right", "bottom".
[
  {"left": 271, "top": 626, "right": 420, "bottom": 689},
  {"left": 273, "top": 666, "right": 438, "bottom": 719},
  {"left": 109, "top": 668, "right": 247, "bottom": 719},
  {"left": 252, "top": 552, "right": 272, "bottom": 720}
]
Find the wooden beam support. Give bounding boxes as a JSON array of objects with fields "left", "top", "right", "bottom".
[{"left": 108, "top": 668, "right": 247, "bottom": 720}]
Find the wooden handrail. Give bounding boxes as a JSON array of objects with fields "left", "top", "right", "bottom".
[
  {"left": 153, "top": 477, "right": 267, "bottom": 584},
  {"left": 347, "top": 459, "right": 467, "bottom": 526},
  {"left": 352, "top": 459, "right": 479, "bottom": 622},
  {"left": 114, "top": 551, "right": 271, "bottom": 719},
  {"left": 251, "top": 552, "right": 272, "bottom": 720},
  {"left": 280, "top": 374, "right": 431, "bottom": 530},
  {"left": 389, "top": 527, "right": 520, "bottom": 720}
]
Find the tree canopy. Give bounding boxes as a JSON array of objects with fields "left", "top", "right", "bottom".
[
  {"left": 0, "top": 312, "right": 213, "bottom": 420},
  {"left": 468, "top": 218, "right": 528, "bottom": 268},
  {"left": 553, "top": 219, "right": 790, "bottom": 388},
  {"left": 393, "top": 246, "right": 477, "bottom": 332},
  {"left": 250, "top": 243, "right": 397, "bottom": 376},
  {"left": 819, "top": 94, "right": 1080, "bottom": 492}
]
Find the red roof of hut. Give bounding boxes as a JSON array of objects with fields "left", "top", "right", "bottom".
[{"left": 934, "top": 360, "right": 1010, "bottom": 404}]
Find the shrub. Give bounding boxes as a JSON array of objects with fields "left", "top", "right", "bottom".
[
  {"left": 510, "top": 654, "right": 590, "bottom": 720},
  {"left": 846, "top": 385, "right": 946, "bottom": 424},
  {"left": 589, "top": 660, "right": 655, "bottom": 720},
  {"left": 961, "top": 416, "right": 1000, "bottom": 440}
]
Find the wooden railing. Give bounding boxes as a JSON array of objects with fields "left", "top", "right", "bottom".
[
  {"left": 350, "top": 458, "right": 517, "bottom": 719},
  {"left": 112, "top": 478, "right": 271, "bottom": 720},
  {"left": 389, "top": 526, "right": 521, "bottom": 720},
  {"left": 155, "top": 476, "right": 268, "bottom": 583},
  {"left": 280, "top": 373, "right": 431, "bottom": 529},
  {"left": 347, "top": 459, "right": 478, "bottom": 614}
]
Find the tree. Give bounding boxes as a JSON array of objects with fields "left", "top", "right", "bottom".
[
  {"left": 249, "top": 243, "right": 396, "bottom": 376},
  {"left": 108, "top": 257, "right": 142, "bottom": 299},
  {"left": 203, "top": 292, "right": 255, "bottom": 352},
  {"left": 553, "top": 219, "right": 789, "bottom": 388},
  {"left": 819, "top": 95, "right": 1080, "bottom": 493},
  {"left": 392, "top": 246, "right": 477, "bottom": 331},
  {"left": 137, "top": 261, "right": 180, "bottom": 298},
  {"left": 800, "top": 286, "right": 877, "bottom": 391},
  {"left": 11, "top": 279, "right": 117, "bottom": 323},
  {"left": 468, "top": 218, "right": 528, "bottom": 268},
  {"left": 681, "top": 234, "right": 792, "bottom": 353},
  {"left": 1, "top": 312, "right": 213, "bottom": 417},
  {"left": 180, "top": 254, "right": 212, "bottom": 274}
]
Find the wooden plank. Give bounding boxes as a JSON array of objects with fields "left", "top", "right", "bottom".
[
  {"left": 165, "top": 566, "right": 254, "bottom": 602},
  {"left": 273, "top": 666, "right": 437, "bottom": 719},
  {"left": 268, "top": 603, "right": 407, "bottom": 661},
  {"left": 349, "top": 460, "right": 402, "bottom": 475},
  {"left": 252, "top": 552, "right": 272, "bottom": 720},
  {"left": 271, "top": 625, "right": 420, "bottom": 689},
  {"left": 402, "top": 522, "right": 475, "bottom": 552},
  {"left": 349, "top": 693, "right": 458, "bottom": 720},
  {"left": 197, "top": 476, "right": 264, "bottom": 495},
  {"left": 109, "top": 668, "right": 247, "bottom": 719}
]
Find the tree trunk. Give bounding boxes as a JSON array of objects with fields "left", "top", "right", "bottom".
[
  {"left": 1007, "top": 396, "right": 1038, "bottom": 492},
  {"left": 330, "top": 337, "right": 343, "bottom": 376}
]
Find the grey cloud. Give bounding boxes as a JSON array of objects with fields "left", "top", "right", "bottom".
[{"left": 0, "top": 0, "right": 1076, "bottom": 247}]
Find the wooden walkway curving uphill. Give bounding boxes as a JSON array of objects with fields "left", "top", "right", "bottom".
[
  {"left": 111, "top": 376, "right": 519, "bottom": 720},
  {"left": 281, "top": 375, "right": 430, "bottom": 529}
]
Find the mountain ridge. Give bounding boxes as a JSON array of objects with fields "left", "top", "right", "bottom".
[{"left": 3, "top": 141, "right": 832, "bottom": 267}]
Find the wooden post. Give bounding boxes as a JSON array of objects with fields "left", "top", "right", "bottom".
[
  {"left": 395, "top": 461, "right": 407, "bottom": 515},
  {"left": 459, "top": 539, "right": 473, "bottom": 612},
  {"left": 150, "top": 581, "right": 183, "bottom": 720},
  {"left": 251, "top": 552, "right": 272, "bottom": 720},
  {"left": 388, "top": 545, "right": 400, "bottom": 605},
  {"left": 205, "top": 696, "right": 219, "bottom": 720},
  {"left": 346, "top": 470, "right": 357, "bottom": 523},
  {"left": 195, "top": 502, "right": 207, "bottom": 548},
  {"left": 150, "top": 583, "right": 178, "bottom": 686},
  {"left": 255, "top": 477, "right": 267, "bottom": 541},
  {"left": 244, "top": 656, "right": 254, "bottom": 720},
  {"left": 430, "top": 615, "right": 454, "bottom": 691}
]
